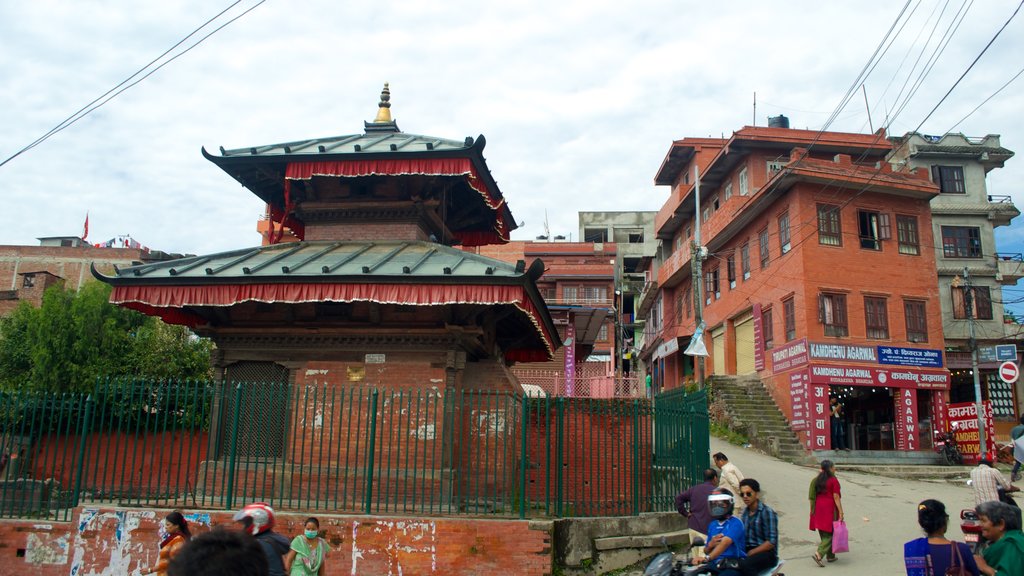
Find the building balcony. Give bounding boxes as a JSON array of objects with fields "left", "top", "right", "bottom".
[
  {"left": 657, "top": 243, "right": 692, "bottom": 289},
  {"left": 635, "top": 279, "right": 658, "bottom": 318},
  {"left": 987, "top": 195, "right": 1020, "bottom": 227},
  {"left": 996, "top": 252, "right": 1024, "bottom": 284}
]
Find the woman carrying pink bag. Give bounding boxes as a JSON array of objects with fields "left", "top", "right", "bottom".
[{"left": 809, "top": 460, "right": 845, "bottom": 566}]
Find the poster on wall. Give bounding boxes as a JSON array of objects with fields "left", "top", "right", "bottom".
[
  {"left": 895, "top": 388, "right": 919, "bottom": 451},
  {"left": 789, "top": 369, "right": 809, "bottom": 431},
  {"left": 947, "top": 401, "right": 996, "bottom": 464},
  {"left": 808, "top": 384, "right": 830, "bottom": 450}
]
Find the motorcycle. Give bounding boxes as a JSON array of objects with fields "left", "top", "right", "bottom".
[
  {"left": 934, "top": 429, "right": 963, "bottom": 466},
  {"left": 960, "top": 508, "right": 985, "bottom": 554},
  {"left": 643, "top": 537, "right": 785, "bottom": 576}
]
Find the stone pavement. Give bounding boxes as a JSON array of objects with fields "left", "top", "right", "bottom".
[{"left": 626, "top": 437, "right": 984, "bottom": 576}]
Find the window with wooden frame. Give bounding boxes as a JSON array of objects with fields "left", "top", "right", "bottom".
[
  {"left": 778, "top": 211, "right": 791, "bottom": 254},
  {"left": 817, "top": 204, "right": 842, "bottom": 246},
  {"left": 951, "top": 286, "right": 993, "bottom": 320},
  {"left": 739, "top": 167, "right": 749, "bottom": 196},
  {"left": 726, "top": 254, "right": 736, "bottom": 288},
  {"left": 818, "top": 293, "right": 848, "bottom": 337},
  {"left": 724, "top": 180, "right": 733, "bottom": 201},
  {"left": 942, "top": 226, "right": 982, "bottom": 258},
  {"left": 741, "top": 243, "right": 751, "bottom": 279},
  {"left": 675, "top": 291, "right": 683, "bottom": 326},
  {"left": 864, "top": 296, "right": 889, "bottom": 339},
  {"left": 759, "top": 227, "right": 770, "bottom": 269},
  {"left": 858, "top": 210, "right": 891, "bottom": 250},
  {"left": 931, "top": 165, "right": 966, "bottom": 194},
  {"left": 904, "top": 300, "right": 928, "bottom": 342},
  {"left": 783, "top": 297, "right": 796, "bottom": 342},
  {"left": 762, "top": 306, "right": 774, "bottom": 350},
  {"left": 896, "top": 215, "right": 920, "bottom": 255}
]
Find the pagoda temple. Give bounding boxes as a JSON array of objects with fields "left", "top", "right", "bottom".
[{"left": 95, "top": 84, "right": 558, "bottom": 391}]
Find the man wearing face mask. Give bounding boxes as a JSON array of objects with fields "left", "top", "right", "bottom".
[{"left": 689, "top": 489, "right": 746, "bottom": 573}]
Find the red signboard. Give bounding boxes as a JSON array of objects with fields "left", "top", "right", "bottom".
[
  {"left": 895, "top": 388, "right": 919, "bottom": 451},
  {"left": 808, "top": 383, "right": 830, "bottom": 450},
  {"left": 789, "top": 369, "right": 809, "bottom": 431},
  {"left": 930, "top": 392, "right": 948, "bottom": 440},
  {"left": 807, "top": 364, "right": 949, "bottom": 389},
  {"left": 753, "top": 303, "right": 765, "bottom": 371},
  {"left": 947, "top": 401, "right": 996, "bottom": 464},
  {"left": 771, "top": 338, "right": 809, "bottom": 373}
]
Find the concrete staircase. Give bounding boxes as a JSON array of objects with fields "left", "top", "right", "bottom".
[{"left": 710, "top": 375, "right": 812, "bottom": 465}]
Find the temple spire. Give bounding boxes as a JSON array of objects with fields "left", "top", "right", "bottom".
[{"left": 365, "top": 82, "right": 400, "bottom": 132}]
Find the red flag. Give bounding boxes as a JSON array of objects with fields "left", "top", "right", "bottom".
[{"left": 82, "top": 212, "right": 89, "bottom": 241}]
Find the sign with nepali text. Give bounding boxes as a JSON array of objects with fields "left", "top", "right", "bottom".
[
  {"left": 808, "top": 383, "right": 830, "bottom": 451},
  {"left": 947, "top": 401, "right": 996, "bottom": 464},
  {"left": 789, "top": 369, "right": 809, "bottom": 431},
  {"left": 807, "top": 364, "right": 949, "bottom": 389},
  {"left": 877, "top": 346, "right": 943, "bottom": 368}
]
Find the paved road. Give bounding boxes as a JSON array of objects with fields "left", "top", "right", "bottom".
[{"left": 672, "top": 437, "right": 975, "bottom": 576}]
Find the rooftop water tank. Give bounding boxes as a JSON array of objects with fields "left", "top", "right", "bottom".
[{"left": 768, "top": 115, "right": 790, "bottom": 129}]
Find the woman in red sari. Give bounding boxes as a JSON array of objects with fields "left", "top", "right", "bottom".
[{"left": 809, "top": 460, "right": 844, "bottom": 566}]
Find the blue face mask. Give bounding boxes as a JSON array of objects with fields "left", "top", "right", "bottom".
[{"left": 305, "top": 530, "right": 318, "bottom": 539}]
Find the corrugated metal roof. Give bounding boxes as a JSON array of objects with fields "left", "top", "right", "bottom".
[
  {"left": 217, "top": 132, "right": 473, "bottom": 158},
  {"left": 103, "top": 241, "right": 524, "bottom": 283}
]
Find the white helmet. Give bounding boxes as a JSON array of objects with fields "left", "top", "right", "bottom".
[
  {"left": 708, "top": 490, "right": 734, "bottom": 519},
  {"left": 233, "top": 502, "right": 275, "bottom": 535}
]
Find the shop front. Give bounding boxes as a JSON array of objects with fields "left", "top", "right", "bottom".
[{"left": 772, "top": 339, "right": 950, "bottom": 453}]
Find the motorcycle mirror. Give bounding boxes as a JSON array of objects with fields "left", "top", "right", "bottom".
[{"left": 691, "top": 538, "right": 706, "bottom": 548}]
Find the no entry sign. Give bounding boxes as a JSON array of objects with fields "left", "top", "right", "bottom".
[{"left": 999, "top": 361, "right": 1019, "bottom": 384}]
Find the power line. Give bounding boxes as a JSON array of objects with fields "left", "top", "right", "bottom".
[{"left": 0, "top": 0, "right": 268, "bottom": 169}]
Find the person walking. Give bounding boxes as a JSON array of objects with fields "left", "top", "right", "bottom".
[
  {"left": 714, "top": 452, "right": 745, "bottom": 512},
  {"left": 1011, "top": 415, "right": 1024, "bottom": 482},
  {"left": 970, "top": 459, "right": 1019, "bottom": 506},
  {"left": 903, "top": 499, "right": 979, "bottom": 575},
  {"left": 234, "top": 503, "right": 290, "bottom": 576},
  {"left": 283, "top": 517, "right": 328, "bottom": 576},
  {"left": 830, "top": 397, "right": 847, "bottom": 451},
  {"left": 735, "top": 478, "right": 779, "bottom": 576},
  {"left": 973, "top": 501, "right": 1024, "bottom": 576},
  {"left": 142, "top": 511, "right": 192, "bottom": 576},
  {"left": 675, "top": 468, "right": 719, "bottom": 538},
  {"left": 809, "top": 459, "right": 844, "bottom": 566}
]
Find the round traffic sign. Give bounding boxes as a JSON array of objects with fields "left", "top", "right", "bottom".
[{"left": 999, "top": 361, "right": 1019, "bottom": 384}]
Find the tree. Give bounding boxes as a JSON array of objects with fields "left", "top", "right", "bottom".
[{"left": 0, "top": 282, "right": 212, "bottom": 392}]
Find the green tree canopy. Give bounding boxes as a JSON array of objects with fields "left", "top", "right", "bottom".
[{"left": 0, "top": 282, "right": 212, "bottom": 392}]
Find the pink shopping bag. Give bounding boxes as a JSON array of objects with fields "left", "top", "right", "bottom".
[{"left": 832, "top": 520, "right": 849, "bottom": 553}]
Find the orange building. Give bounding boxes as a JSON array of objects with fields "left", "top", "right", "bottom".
[{"left": 641, "top": 122, "right": 948, "bottom": 452}]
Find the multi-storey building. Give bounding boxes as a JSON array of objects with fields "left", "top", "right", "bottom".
[
  {"left": 641, "top": 122, "right": 951, "bottom": 453},
  {"left": 888, "top": 133, "right": 1021, "bottom": 435}
]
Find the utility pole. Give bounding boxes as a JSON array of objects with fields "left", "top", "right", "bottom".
[
  {"left": 692, "top": 164, "right": 705, "bottom": 388},
  {"left": 963, "top": 267, "right": 988, "bottom": 457}
]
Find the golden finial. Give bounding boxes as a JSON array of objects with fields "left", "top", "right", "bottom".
[{"left": 373, "top": 82, "right": 392, "bottom": 123}]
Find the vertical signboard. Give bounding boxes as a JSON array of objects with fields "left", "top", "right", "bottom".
[
  {"left": 808, "top": 384, "right": 830, "bottom": 450},
  {"left": 895, "top": 388, "right": 919, "bottom": 451},
  {"left": 753, "top": 303, "right": 765, "bottom": 371},
  {"left": 947, "top": 401, "right": 996, "bottom": 464},
  {"left": 789, "top": 369, "right": 809, "bottom": 431},
  {"left": 564, "top": 320, "right": 576, "bottom": 397}
]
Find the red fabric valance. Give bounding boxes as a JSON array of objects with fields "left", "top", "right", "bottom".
[
  {"left": 111, "top": 282, "right": 554, "bottom": 360},
  {"left": 284, "top": 159, "right": 510, "bottom": 244}
]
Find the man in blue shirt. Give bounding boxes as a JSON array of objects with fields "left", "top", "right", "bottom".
[
  {"left": 690, "top": 489, "right": 746, "bottom": 572},
  {"left": 736, "top": 478, "right": 779, "bottom": 575}
]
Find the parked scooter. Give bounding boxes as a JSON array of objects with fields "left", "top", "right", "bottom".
[
  {"left": 934, "top": 429, "right": 964, "bottom": 466},
  {"left": 643, "top": 537, "right": 785, "bottom": 576},
  {"left": 960, "top": 508, "right": 985, "bottom": 554}
]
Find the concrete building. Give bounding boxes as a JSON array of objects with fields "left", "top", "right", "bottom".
[
  {"left": 888, "top": 132, "right": 1022, "bottom": 435},
  {"left": 642, "top": 123, "right": 951, "bottom": 453}
]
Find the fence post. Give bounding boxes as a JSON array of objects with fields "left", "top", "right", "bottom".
[
  {"left": 519, "top": 393, "right": 529, "bottom": 519},
  {"left": 71, "top": 394, "right": 95, "bottom": 507},
  {"left": 225, "top": 383, "right": 243, "bottom": 510},
  {"left": 556, "top": 397, "right": 564, "bottom": 517},
  {"left": 632, "top": 398, "right": 640, "bottom": 515},
  {"left": 364, "top": 389, "right": 379, "bottom": 515}
]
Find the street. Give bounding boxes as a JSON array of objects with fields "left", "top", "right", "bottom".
[{"left": 681, "top": 437, "right": 975, "bottom": 575}]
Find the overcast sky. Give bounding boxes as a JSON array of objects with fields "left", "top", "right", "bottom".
[{"left": 2, "top": 1, "right": 1022, "bottom": 265}]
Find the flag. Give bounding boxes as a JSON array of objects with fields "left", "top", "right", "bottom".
[{"left": 82, "top": 212, "right": 89, "bottom": 241}]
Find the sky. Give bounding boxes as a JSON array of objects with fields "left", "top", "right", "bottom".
[{"left": 1, "top": 2, "right": 1022, "bottom": 291}]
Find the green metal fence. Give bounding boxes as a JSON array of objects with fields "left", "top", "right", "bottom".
[{"left": 0, "top": 379, "right": 708, "bottom": 521}]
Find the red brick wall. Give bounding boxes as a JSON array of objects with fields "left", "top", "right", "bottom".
[
  {"left": 304, "top": 221, "right": 430, "bottom": 242},
  {"left": 0, "top": 507, "right": 552, "bottom": 575}
]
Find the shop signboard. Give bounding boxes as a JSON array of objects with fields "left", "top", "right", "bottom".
[
  {"left": 946, "top": 401, "right": 996, "bottom": 464},
  {"left": 877, "top": 346, "right": 943, "bottom": 368},
  {"left": 772, "top": 338, "right": 809, "bottom": 373},
  {"left": 808, "top": 342, "right": 877, "bottom": 362},
  {"left": 807, "top": 364, "right": 950, "bottom": 389},
  {"left": 895, "top": 388, "right": 919, "bottom": 451},
  {"left": 789, "top": 369, "right": 809, "bottom": 431},
  {"left": 978, "top": 344, "right": 1018, "bottom": 363},
  {"left": 808, "top": 383, "right": 830, "bottom": 450},
  {"left": 753, "top": 303, "right": 765, "bottom": 371}
]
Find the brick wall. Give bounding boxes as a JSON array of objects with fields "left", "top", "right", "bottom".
[{"left": 0, "top": 507, "right": 552, "bottom": 575}]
